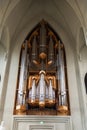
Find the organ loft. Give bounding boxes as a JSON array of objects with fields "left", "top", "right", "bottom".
[{"left": 14, "top": 20, "right": 70, "bottom": 115}]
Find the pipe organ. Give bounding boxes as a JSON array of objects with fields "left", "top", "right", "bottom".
[{"left": 14, "top": 20, "right": 70, "bottom": 115}]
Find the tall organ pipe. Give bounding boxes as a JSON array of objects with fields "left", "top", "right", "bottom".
[
  {"left": 32, "top": 35, "right": 38, "bottom": 64},
  {"left": 16, "top": 42, "right": 27, "bottom": 108},
  {"left": 58, "top": 44, "right": 68, "bottom": 108},
  {"left": 39, "top": 22, "right": 47, "bottom": 59},
  {"left": 48, "top": 36, "right": 54, "bottom": 65}
]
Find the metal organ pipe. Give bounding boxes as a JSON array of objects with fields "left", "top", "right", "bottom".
[
  {"left": 18, "top": 42, "right": 27, "bottom": 92},
  {"left": 16, "top": 42, "right": 28, "bottom": 113},
  {"left": 57, "top": 54, "right": 61, "bottom": 106},
  {"left": 39, "top": 22, "right": 47, "bottom": 59},
  {"left": 58, "top": 44, "right": 68, "bottom": 112},
  {"left": 53, "top": 89, "right": 55, "bottom": 104},
  {"left": 48, "top": 79, "right": 54, "bottom": 105},
  {"left": 45, "top": 84, "right": 49, "bottom": 106},
  {"left": 36, "top": 83, "right": 39, "bottom": 105},
  {"left": 31, "top": 77, "right": 36, "bottom": 105},
  {"left": 28, "top": 76, "right": 38, "bottom": 106},
  {"left": 14, "top": 20, "right": 70, "bottom": 116},
  {"left": 32, "top": 35, "right": 38, "bottom": 64},
  {"left": 39, "top": 71, "right": 46, "bottom": 108},
  {"left": 28, "top": 88, "right": 32, "bottom": 104},
  {"left": 48, "top": 36, "right": 54, "bottom": 65}
]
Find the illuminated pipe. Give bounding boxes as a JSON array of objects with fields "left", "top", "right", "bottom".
[
  {"left": 28, "top": 76, "right": 32, "bottom": 104},
  {"left": 48, "top": 79, "right": 54, "bottom": 105},
  {"left": 16, "top": 91, "right": 26, "bottom": 114},
  {"left": 28, "top": 75, "right": 39, "bottom": 106},
  {"left": 57, "top": 44, "right": 68, "bottom": 113},
  {"left": 39, "top": 70, "right": 46, "bottom": 108},
  {"left": 57, "top": 54, "right": 61, "bottom": 106},
  {"left": 48, "top": 76, "right": 56, "bottom": 106},
  {"left": 18, "top": 42, "right": 27, "bottom": 92},
  {"left": 30, "top": 77, "right": 36, "bottom": 105},
  {"left": 16, "top": 42, "right": 27, "bottom": 113}
]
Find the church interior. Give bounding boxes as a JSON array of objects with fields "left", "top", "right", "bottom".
[{"left": 0, "top": 0, "right": 87, "bottom": 130}]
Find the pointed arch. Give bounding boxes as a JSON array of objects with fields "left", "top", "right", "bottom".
[{"left": 14, "top": 20, "right": 70, "bottom": 115}]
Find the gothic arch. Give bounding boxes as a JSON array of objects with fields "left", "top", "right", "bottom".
[
  {"left": 2, "top": 0, "right": 82, "bottom": 53},
  {"left": 14, "top": 20, "right": 70, "bottom": 115}
]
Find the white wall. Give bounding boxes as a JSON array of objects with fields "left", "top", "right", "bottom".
[{"left": 0, "top": 0, "right": 87, "bottom": 130}]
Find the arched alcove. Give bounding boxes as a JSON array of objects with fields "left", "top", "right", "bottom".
[
  {"left": 14, "top": 20, "right": 70, "bottom": 116},
  {"left": 1, "top": 0, "right": 87, "bottom": 129}
]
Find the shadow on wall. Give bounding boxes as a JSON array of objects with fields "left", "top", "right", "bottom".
[{"left": 85, "top": 73, "right": 87, "bottom": 94}]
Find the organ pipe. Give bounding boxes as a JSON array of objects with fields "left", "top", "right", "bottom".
[
  {"left": 48, "top": 36, "right": 54, "bottom": 65},
  {"left": 45, "top": 84, "right": 49, "bottom": 106},
  {"left": 15, "top": 20, "right": 69, "bottom": 115},
  {"left": 28, "top": 76, "right": 38, "bottom": 106},
  {"left": 58, "top": 44, "right": 68, "bottom": 112},
  {"left": 30, "top": 77, "right": 36, "bottom": 105},
  {"left": 32, "top": 35, "right": 38, "bottom": 64},
  {"left": 53, "top": 89, "right": 55, "bottom": 104},
  {"left": 39, "top": 70, "right": 46, "bottom": 108},
  {"left": 39, "top": 22, "right": 47, "bottom": 59},
  {"left": 28, "top": 88, "right": 32, "bottom": 104},
  {"left": 16, "top": 42, "right": 27, "bottom": 113},
  {"left": 36, "top": 84, "right": 39, "bottom": 105},
  {"left": 48, "top": 79, "right": 54, "bottom": 105},
  {"left": 18, "top": 42, "right": 27, "bottom": 92},
  {"left": 48, "top": 76, "right": 56, "bottom": 105}
]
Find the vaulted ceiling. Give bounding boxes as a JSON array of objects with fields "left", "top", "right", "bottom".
[{"left": 0, "top": 0, "right": 87, "bottom": 54}]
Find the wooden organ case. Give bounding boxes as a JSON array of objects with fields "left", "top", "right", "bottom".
[{"left": 14, "top": 20, "right": 70, "bottom": 116}]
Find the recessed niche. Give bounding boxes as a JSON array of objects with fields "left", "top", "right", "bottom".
[{"left": 84, "top": 73, "right": 87, "bottom": 94}]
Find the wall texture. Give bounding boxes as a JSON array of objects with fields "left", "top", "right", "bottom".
[{"left": 0, "top": 0, "right": 87, "bottom": 130}]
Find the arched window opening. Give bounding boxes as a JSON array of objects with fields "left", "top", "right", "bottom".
[
  {"left": 85, "top": 73, "right": 87, "bottom": 94},
  {"left": 14, "top": 20, "right": 70, "bottom": 115}
]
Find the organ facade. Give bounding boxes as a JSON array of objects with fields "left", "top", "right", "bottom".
[{"left": 14, "top": 20, "right": 69, "bottom": 115}]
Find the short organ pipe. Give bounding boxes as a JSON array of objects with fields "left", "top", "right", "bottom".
[
  {"left": 39, "top": 71, "right": 46, "bottom": 108},
  {"left": 30, "top": 78, "right": 36, "bottom": 105},
  {"left": 48, "top": 79, "right": 54, "bottom": 105}
]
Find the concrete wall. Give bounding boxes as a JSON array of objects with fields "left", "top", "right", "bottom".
[{"left": 0, "top": 0, "right": 87, "bottom": 130}]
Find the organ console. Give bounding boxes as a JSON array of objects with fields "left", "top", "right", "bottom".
[{"left": 14, "top": 20, "right": 69, "bottom": 115}]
